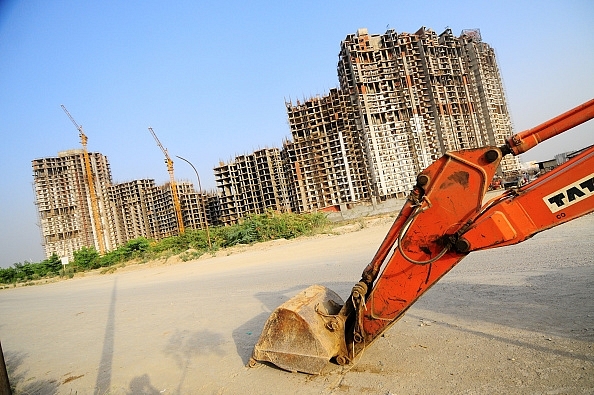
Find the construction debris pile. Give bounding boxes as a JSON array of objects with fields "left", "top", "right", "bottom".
[{"left": 32, "top": 27, "right": 521, "bottom": 260}]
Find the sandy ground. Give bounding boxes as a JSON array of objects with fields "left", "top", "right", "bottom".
[{"left": 1, "top": 211, "right": 593, "bottom": 395}]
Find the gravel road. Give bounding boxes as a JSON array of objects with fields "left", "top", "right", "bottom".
[{"left": 1, "top": 212, "right": 593, "bottom": 394}]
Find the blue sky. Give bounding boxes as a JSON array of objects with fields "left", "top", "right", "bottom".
[{"left": 1, "top": 0, "right": 592, "bottom": 267}]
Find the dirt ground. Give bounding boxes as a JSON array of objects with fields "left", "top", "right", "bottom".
[{"left": 1, "top": 210, "right": 593, "bottom": 395}]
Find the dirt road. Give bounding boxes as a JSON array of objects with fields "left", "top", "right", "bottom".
[{"left": 1, "top": 213, "right": 593, "bottom": 394}]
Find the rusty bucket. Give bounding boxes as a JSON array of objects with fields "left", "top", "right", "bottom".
[{"left": 250, "top": 285, "right": 346, "bottom": 374}]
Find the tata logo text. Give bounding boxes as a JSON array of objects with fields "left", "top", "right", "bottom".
[{"left": 543, "top": 173, "right": 594, "bottom": 214}]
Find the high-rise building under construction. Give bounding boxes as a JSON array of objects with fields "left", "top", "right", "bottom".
[
  {"left": 33, "top": 26, "right": 522, "bottom": 255},
  {"left": 109, "top": 179, "right": 216, "bottom": 243},
  {"left": 32, "top": 150, "right": 116, "bottom": 259},
  {"left": 283, "top": 88, "right": 371, "bottom": 212},
  {"left": 33, "top": 149, "right": 218, "bottom": 260},
  {"left": 214, "top": 148, "right": 290, "bottom": 224},
  {"left": 336, "top": 27, "right": 520, "bottom": 199},
  {"left": 214, "top": 27, "right": 520, "bottom": 219}
]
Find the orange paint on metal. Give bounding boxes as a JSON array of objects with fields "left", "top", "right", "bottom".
[{"left": 507, "top": 99, "right": 594, "bottom": 155}]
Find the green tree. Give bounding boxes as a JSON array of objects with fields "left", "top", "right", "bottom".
[
  {"left": 45, "top": 253, "right": 62, "bottom": 274},
  {"left": 73, "top": 246, "right": 99, "bottom": 270},
  {"left": 123, "top": 238, "right": 150, "bottom": 256},
  {"left": 34, "top": 253, "right": 62, "bottom": 277},
  {"left": 0, "top": 267, "right": 17, "bottom": 284}
]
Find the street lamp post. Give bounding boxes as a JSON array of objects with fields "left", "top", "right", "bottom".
[{"left": 175, "top": 155, "right": 212, "bottom": 249}]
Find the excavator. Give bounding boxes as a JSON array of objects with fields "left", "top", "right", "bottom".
[{"left": 250, "top": 98, "right": 594, "bottom": 375}]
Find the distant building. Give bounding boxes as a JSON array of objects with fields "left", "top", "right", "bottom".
[
  {"left": 32, "top": 150, "right": 116, "bottom": 259},
  {"left": 214, "top": 148, "right": 290, "bottom": 225},
  {"left": 337, "top": 27, "right": 520, "bottom": 199},
  {"left": 33, "top": 151, "right": 219, "bottom": 260},
  {"left": 178, "top": 182, "right": 221, "bottom": 231},
  {"left": 109, "top": 179, "right": 161, "bottom": 242},
  {"left": 536, "top": 159, "right": 558, "bottom": 173},
  {"left": 283, "top": 88, "right": 370, "bottom": 212},
  {"left": 109, "top": 179, "right": 218, "bottom": 243},
  {"left": 214, "top": 26, "right": 522, "bottom": 219},
  {"left": 555, "top": 144, "right": 594, "bottom": 165}
]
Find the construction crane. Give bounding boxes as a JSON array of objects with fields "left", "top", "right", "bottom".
[
  {"left": 148, "top": 127, "right": 185, "bottom": 234},
  {"left": 61, "top": 104, "right": 106, "bottom": 255}
]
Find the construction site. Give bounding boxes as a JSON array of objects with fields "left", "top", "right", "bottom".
[
  {"left": 33, "top": 27, "right": 522, "bottom": 261},
  {"left": 33, "top": 115, "right": 219, "bottom": 261},
  {"left": 10, "top": 23, "right": 594, "bottom": 395}
]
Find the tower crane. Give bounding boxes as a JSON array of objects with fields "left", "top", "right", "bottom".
[
  {"left": 61, "top": 104, "right": 106, "bottom": 255},
  {"left": 148, "top": 127, "right": 185, "bottom": 234}
]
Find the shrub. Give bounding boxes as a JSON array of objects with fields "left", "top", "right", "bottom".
[
  {"left": 124, "top": 238, "right": 150, "bottom": 256},
  {"left": 179, "top": 250, "right": 203, "bottom": 262},
  {"left": 0, "top": 211, "right": 329, "bottom": 283},
  {"left": 73, "top": 246, "right": 100, "bottom": 270}
]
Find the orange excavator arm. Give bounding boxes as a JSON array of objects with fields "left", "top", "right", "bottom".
[
  {"left": 354, "top": 99, "right": 594, "bottom": 354},
  {"left": 251, "top": 98, "right": 594, "bottom": 374}
]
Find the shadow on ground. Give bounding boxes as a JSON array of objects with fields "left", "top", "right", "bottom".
[
  {"left": 94, "top": 279, "right": 118, "bottom": 395},
  {"left": 163, "top": 328, "right": 225, "bottom": 394},
  {"left": 127, "top": 373, "right": 161, "bottom": 395},
  {"left": 5, "top": 350, "right": 59, "bottom": 395},
  {"left": 415, "top": 265, "right": 594, "bottom": 341}
]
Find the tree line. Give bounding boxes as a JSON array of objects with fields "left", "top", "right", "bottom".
[{"left": 0, "top": 211, "right": 328, "bottom": 285}]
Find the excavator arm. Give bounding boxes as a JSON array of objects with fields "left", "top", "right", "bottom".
[{"left": 251, "top": 98, "right": 594, "bottom": 374}]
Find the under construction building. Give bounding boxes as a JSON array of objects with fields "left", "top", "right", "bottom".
[
  {"left": 337, "top": 27, "right": 519, "bottom": 199},
  {"left": 214, "top": 148, "right": 290, "bottom": 225},
  {"left": 283, "top": 88, "right": 371, "bottom": 213},
  {"left": 34, "top": 150, "right": 219, "bottom": 260},
  {"left": 34, "top": 26, "right": 521, "bottom": 257},
  {"left": 109, "top": 179, "right": 161, "bottom": 242},
  {"left": 177, "top": 182, "right": 221, "bottom": 230},
  {"left": 32, "top": 150, "right": 117, "bottom": 259},
  {"left": 109, "top": 180, "right": 218, "bottom": 243},
  {"left": 214, "top": 27, "right": 520, "bottom": 219}
]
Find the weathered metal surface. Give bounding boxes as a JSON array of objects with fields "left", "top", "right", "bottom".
[{"left": 251, "top": 285, "right": 344, "bottom": 374}]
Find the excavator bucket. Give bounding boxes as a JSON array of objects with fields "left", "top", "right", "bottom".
[{"left": 251, "top": 285, "right": 345, "bottom": 374}]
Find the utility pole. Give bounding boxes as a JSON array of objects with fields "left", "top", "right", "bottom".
[{"left": 176, "top": 155, "right": 212, "bottom": 248}]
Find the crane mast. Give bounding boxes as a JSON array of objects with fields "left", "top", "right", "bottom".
[
  {"left": 148, "top": 127, "right": 185, "bottom": 234},
  {"left": 61, "top": 104, "right": 106, "bottom": 255}
]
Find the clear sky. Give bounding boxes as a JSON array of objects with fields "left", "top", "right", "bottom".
[{"left": 0, "top": 0, "right": 592, "bottom": 267}]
